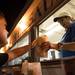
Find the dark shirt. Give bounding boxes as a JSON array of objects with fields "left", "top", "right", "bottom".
[
  {"left": 0, "top": 53, "right": 8, "bottom": 66},
  {"left": 60, "top": 22, "right": 75, "bottom": 57}
]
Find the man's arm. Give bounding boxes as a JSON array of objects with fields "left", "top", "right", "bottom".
[
  {"left": 7, "top": 45, "right": 31, "bottom": 61},
  {"left": 40, "top": 42, "right": 75, "bottom": 51},
  {"left": 6, "top": 35, "right": 48, "bottom": 61},
  {"left": 61, "top": 42, "right": 75, "bottom": 51}
]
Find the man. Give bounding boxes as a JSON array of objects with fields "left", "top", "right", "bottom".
[
  {"left": 41, "top": 12, "right": 75, "bottom": 57},
  {"left": 0, "top": 12, "right": 9, "bottom": 66}
]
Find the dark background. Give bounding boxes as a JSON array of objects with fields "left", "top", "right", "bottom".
[{"left": 0, "top": 0, "right": 32, "bottom": 32}]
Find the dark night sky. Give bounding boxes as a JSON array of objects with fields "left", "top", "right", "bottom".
[{"left": 0, "top": 0, "right": 32, "bottom": 32}]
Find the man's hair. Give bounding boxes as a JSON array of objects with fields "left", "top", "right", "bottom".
[
  {"left": 0, "top": 11, "right": 5, "bottom": 18},
  {"left": 54, "top": 12, "right": 72, "bottom": 22},
  {"left": 54, "top": 16, "right": 70, "bottom": 22}
]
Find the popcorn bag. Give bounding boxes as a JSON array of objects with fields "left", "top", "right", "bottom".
[{"left": 32, "top": 35, "right": 49, "bottom": 57}]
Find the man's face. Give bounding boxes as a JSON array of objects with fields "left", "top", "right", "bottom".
[{"left": 0, "top": 17, "right": 8, "bottom": 47}]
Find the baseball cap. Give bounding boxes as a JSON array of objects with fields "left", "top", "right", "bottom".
[{"left": 54, "top": 12, "right": 72, "bottom": 22}]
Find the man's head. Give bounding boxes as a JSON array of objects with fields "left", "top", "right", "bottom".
[
  {"left": 0, "top": 11, "right": 8, "bottom": 48},
  {"left": 54, "top": 12, "right": 72, "bottom": 29}
]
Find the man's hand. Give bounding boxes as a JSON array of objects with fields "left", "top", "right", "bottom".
[{"left": 40, "top": 42, "right": 62, "bottom": 51}]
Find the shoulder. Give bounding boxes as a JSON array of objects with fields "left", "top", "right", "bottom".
[
  {"left": 0, "top": 53, "right": 8, "bottom": 66},
  {"left": 70, "top": 22, "right": 75, "bottom": 28}
]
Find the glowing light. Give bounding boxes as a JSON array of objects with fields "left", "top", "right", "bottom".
[
  {"left": 17, "top": 21, "right": 27, "bottom": 32},
  {"left": 0, "top": 47, "right": 5, "bottom": 53},
  {"left": 7, "top": 37, "right": 13, "bottom": 48},
  {"left": 16, "top": 15, "right": 29, "bottom": 33}
]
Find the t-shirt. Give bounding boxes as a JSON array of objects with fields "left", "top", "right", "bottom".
[
  {"left": 0, "top": 53, "right": 8, "bottom": 66},
  {"left": 60, "top": 22, "right": 75, "bottom": 57}
]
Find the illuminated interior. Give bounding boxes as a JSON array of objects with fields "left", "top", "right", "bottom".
[{"left": 39, "top": 16, "right": 66, "bottom": 60}]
